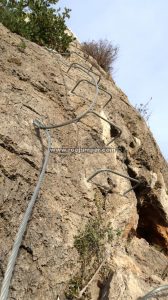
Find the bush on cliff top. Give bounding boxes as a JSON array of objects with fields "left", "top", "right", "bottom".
[
  {"left": 82, "top": 39, "right": 119, "bottom": 73},
  {"left": 0, "top": 0, "right": 74, "bottom": 52}
]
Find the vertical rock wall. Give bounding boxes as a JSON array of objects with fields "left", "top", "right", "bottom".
[{"left": 0, "top": 24, "right": 168, "bottom": 299}]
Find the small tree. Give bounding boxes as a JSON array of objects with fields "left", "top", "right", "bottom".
[
  {"left": 82, "top": 39, "right": 119, "bottom": 73},
  {"left": 0, "top": 0, "right": 74, "bottom": 52}
]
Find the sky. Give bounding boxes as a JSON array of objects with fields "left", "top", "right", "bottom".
[{"left": 59, "top": 0, "right": 168, "bottom": 159}]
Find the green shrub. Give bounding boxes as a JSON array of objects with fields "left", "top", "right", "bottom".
[
  {"left": 0, "top": 0, "right": 74, "bottom": 52},
  {"left": 82, "top": 39, "right": 119, "bottom": 73},
  {"left": 65, "top": 219, "right": 113, "bottom": 299},
  {"left": 74, "top": 219, "right": 113, "bottom": 260},
  {"left": 65, "top": 276, "right": 83, "bottom": 300}
]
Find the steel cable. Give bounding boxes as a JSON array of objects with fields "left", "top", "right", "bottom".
[
  {"left": 0, "top": 59, "right": 99, "bottom": 300},
  {"left": 0, "top": 129, "right": 51, "bottom": 300}
]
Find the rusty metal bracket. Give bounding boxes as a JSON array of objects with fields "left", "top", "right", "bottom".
[{"left": 87, "top": 168, "right": 140, "bottom": 196}]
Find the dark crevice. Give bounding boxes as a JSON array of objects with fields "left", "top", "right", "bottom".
[
  {"left": 110, "top": 125, "right": 119, "bottom": 138},
  {"left": 0, "top": 143, "right": 33, "bottom": 157},
  {"left": 131, "top": 174, "right": 168, "bottom": 255},
  {"left": 96, "top": 177, "right": 116, "bottom": 197},
  {"left": 98, "top": 271, "right": 113, "bottom": 300},
  {"left": 125, "top": 164, "right": 137, "bottom": 178},
  {"left": 123, "top": 163, "right": 168, "bottom": 254},
  {"left": 124, "top": 158, "right": 130, "bottom": 165},
  {"left": 136, "top": 193, "right": 168, "bottom": 255},
  {"left": 31, "top": 80, "right": 51, "bottom": 93},
  {"left": 1, "top": 164, "right": 33, "bottom": 184},
  {"left": 0, "top": 140, "right": 18, "bottom": 155},
  {"left": 22, "top": 104, "right": 42, "bottom": 116},
  {"left": 125, "top": 163, "right": 141, "bottom": 193},
  {"left": 0, "top": 263, "right": 4, "bottom": 277},
  {"left": 1, "top": 164, "right": 18, "bottom": 181},
  {"left": 129, "top": 141, "right": 135, "bottom": 148},
  {"left": 0, "top": 135, "right": 33, "bottom": 157},
  {"left": 0, "top": 138, "right": 38, "bottom": 170},
  {"left": 20, "top": 244, "right": 33, "bottom": 256},
  {"left": 21, "top": 156, "right": 38, "bottom": 170},
  {"left": 134, "top": 149, "right": 152, "bottom": 170}
]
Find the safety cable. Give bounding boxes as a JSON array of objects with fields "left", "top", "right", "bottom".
[
  {"left": 0, "top": 129, "right": 51, "bottom": 300},
  {"left": 0, "top": 60, "right": 99, "bottom": 300}
]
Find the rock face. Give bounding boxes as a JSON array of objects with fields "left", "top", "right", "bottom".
[{"left": 0, "top": 24, "right": 168, "bottom": 300}]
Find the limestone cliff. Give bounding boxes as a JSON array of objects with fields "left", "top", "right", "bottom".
[{"left": 0, "top": 24, "right": 168, "bottom": 300}]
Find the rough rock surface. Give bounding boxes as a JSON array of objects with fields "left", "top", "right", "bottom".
[{"left": 0, "top": 24, "right": 168, "bottom": 299}]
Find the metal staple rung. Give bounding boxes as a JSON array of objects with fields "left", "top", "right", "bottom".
[
  {"left": 71, "top": 78, "right": 112, "bottom": 105},
  {"left": 87, "top": 168, "right": 140, "bottom": 196},
  {"left": 67, "top": 62, "right": 101, "bottom": 84},
  {"left": 60, "top": 51, "right": 101, "bottom": 79},
  {"left": 70, "top": 78, "right": 122, "bottom": 145},
  {"left": 47, "top": 49, "right": 110, "bottom": 108},
  {"left": 33, "top": 63, "right": 99, "bottom": 129},
  {"left": 47, "top": 50, "right": 100, "bottom": 83},
  {"left": 139, "top": 285, "right": 168, "bottom": 300}
]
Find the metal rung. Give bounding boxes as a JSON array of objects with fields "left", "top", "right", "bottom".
[
  {"left": 70, "top": 79, "right": 122, "bottom": 145},
  {"left": 139, "top": 285, "right": 168, "bottom": 300},
  {"left": 87, "top": 168, "right": 140, "bottom": 196},
  {"left": 33, "top": 64, "right": 98, "bottom": 129},
  {"left": 71, "top": 79, "right": 112, "bottom": 105},
  {"left": 67, "top": 62, "right": 101, "bottom": 84}
]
